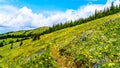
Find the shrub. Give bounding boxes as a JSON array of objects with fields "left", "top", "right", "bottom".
[{"left": 0, "top": 42, "right": 4, "bottom": 47}]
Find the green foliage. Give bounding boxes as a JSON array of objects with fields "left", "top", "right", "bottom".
[
  {"left": 74, "top": 54, "right": 90, "bottom": 68},
  {"left": 32, "top": 34, "right": 40, "bottom": 41},
  {"left": 7, "top": 45, "right": 58, "bottom": 68},
  {"left": 10, "top": 44, "right": 13, "bottom": 49},
  {"left": 15, "top": 39, "right": 19, "bottom": 42},
  {"left": 10, "top": 40, "right": 13, "bottom": 49},
  {"left": 0, "top": 42, "right": 4, "bottom": 47},
  {"left": 19, "top": 41, "right": 23, "bottom": 46},
  {"left": 21, "top": 53, "right": 58, "bottom": 68},
  {"left": 0, "top": 27, "right": 48, "bottom": 47}
]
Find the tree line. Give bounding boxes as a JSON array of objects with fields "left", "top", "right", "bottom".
[
  {"left": 0, "top": 33, "right": 40, "bottom": 47},
  {"left": 42, "top": 2, "right": 120, "bottom": 34}
]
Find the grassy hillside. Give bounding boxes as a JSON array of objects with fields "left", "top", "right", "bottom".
[
  {"left": 0, "top": 13, "right": 120, "bottom": 68},
  {"left": 0, "top": 26, "right": 49, "bottom": 46},
  {"left": 0, "top": 26, "right": 49, "bottom": 36}
]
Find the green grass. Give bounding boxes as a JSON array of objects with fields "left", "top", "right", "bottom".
[
  {"left": 0, "top": 26, "right": 49, "bottom": 46},
  {"left": 0, "top": 26, "right": 49, "bottom": 37},
  {"left": 0, "top": 13, "right": 120, "bottom": 68}
]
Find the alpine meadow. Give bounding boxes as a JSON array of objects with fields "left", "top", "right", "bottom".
[{"left": 1, "top": 0, "right": 120, "bottom": 68}]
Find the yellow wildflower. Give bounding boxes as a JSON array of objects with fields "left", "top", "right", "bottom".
[
  {"left": 45, "top": 59, "right": 48, "bottom": 61},
  {"left": 117, "top": 53, "right": 120, "bottom": 56},
  {"left": 89, "top": 56, "right": 93, "bottom": 59},
  {"left": 80, "top": 48, "right": 82, "bottom": 50},
  {"left": 98, "top": 47, "right": 102, "bottom": 50},
  {"left": 100, "top": 42, "right": 104, "bottom": 45},
  {"left": 48, "top": 57, "right": 51, "bottom": 59},
  {"left": 85, "top": 51, "right": 89, "bottom": 55},
  {"left": 95, "top": 52, "right": 99, "bottom": 55},
  {"left": 108, "top": 63, "right": 115, "bottom": 67},
  {"left": 105, "top": 45, "right": 109, "bottom": 50},
  {"left": 36, "top": 64, "right": 39, "bottom": 67},
  {"left": 39, "top": 61, "right": 42, "bottom": 64},
  {"left": 102, "top": 64, "right": 105, "bottom": 66},
  {"left": 99, "top": 52, "right": 102, "bottom": 54}
]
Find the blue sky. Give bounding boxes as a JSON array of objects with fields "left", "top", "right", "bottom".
[
  {"left": 1, "top": 0, "right": 107, "bottom": 12},
  {"left": 0, "top": 0, "right": 119, "bottom": 34}
]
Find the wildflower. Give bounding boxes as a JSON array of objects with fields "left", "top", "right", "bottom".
[
  {"left": 108, "top": 63, "right": 115, "bottom": 67},
  {"left": 36, "top": 64, "right": 39, "bottom": 67},
  {"left": 93, "top": 63, "right": 98, "bottom": 68},
  {"left": 100, "top": 42, "right": 104, "bottom": 45},
  {"left": 105, "top": 45, "right": 109, "bottom": 50},
  {"left": 100, "top": 59, "right": 106, "bottom": 64},
  {"left": 39, "top": 61, "right": 42, "bottom": 64},
  {"left": 48, "top": 57, "right": 51, "bottom": 59},
  {"left": 45, "top": 59, "right": 48, "bottom": 61},
  {"left": 103, "top": 51, "right": 107, "bottom": 55},
  {"left": 81, "top": 36, "right": 87, "bottom": 41},
  {"left": 95, "top": 52, "right": 99, "bottom": 55},
  {"left": 104, "top": 22, "right": 109, "bottom": 25},
  {"left": 80, "top": 48, "right": 82, "bottom": 50},
  {"left": 99, "top": 52, "right": 102, "bottom": 54},
  {"left": 89, "top": 56, "right": 93, "bottom": 59},
  {"left": 98, "top": 47, "right": 102, "bottom": 50},
  {"left": 102, "top": 64, "right": 105, "bottom": 66},
  {"left": 117, "top": 53, "right": 120, "bottom": 56},
  {"left": 85, "top": 51, "right": 89, "bottom": 55}
]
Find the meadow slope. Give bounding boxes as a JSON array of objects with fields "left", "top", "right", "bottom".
[{"left": 0, "top": 13, "right": 120, "bottom": 68}]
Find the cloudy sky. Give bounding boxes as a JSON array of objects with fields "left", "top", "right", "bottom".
[{"left": 0, "top": 0, "right": 120, "bottom": 34}]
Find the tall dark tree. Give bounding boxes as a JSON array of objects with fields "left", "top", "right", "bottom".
[
  {"left": 19, "top": 41, "right": 23, "bottom": 46},
  {"left": 10, "top": 40, "right": 13, "bottom": 49},
  {"left": 32, "top": 34, "right": 40, "bottom": 41},
  {"left": 0, "top": 42, "right": 4, "bottom": 47},
  {"left": 110, "top": 2, "right": 115, "bottom": 14}
]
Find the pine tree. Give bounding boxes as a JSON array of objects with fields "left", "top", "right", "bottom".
[
  {"left": 19, "top": 41, "right": 23, "bottom": 46},
  {"left": 0, "top": 42, "right": 4, "bottom": 47},
  {"left": 10, "top": 40, "right": 13, "bottom": 49},
  {"left": 110, "top": 2, "right": 115, "bottom": 14}
]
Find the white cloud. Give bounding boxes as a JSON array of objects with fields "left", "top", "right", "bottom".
[{"left": 0, "top": 0, "right": 120, "bottom": 34}]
